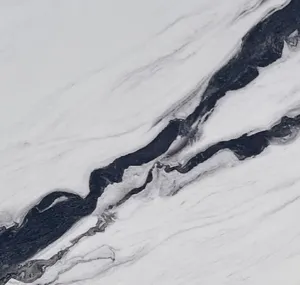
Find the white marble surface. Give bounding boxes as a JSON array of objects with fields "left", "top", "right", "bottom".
[
  {"left": 0, "top": 0, "right": 287, "bottom": 222},
  {"left": 2, "top": 0, "right": 300, "bottom": 284}
]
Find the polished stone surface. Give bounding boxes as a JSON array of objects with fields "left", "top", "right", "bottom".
[{"left": 1, "top": 0, "right": 300, "bottom": 284}]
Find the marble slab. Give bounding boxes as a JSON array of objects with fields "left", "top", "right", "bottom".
[{"left": 1, "top": 0, "right": 300, "bottom": 284}]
